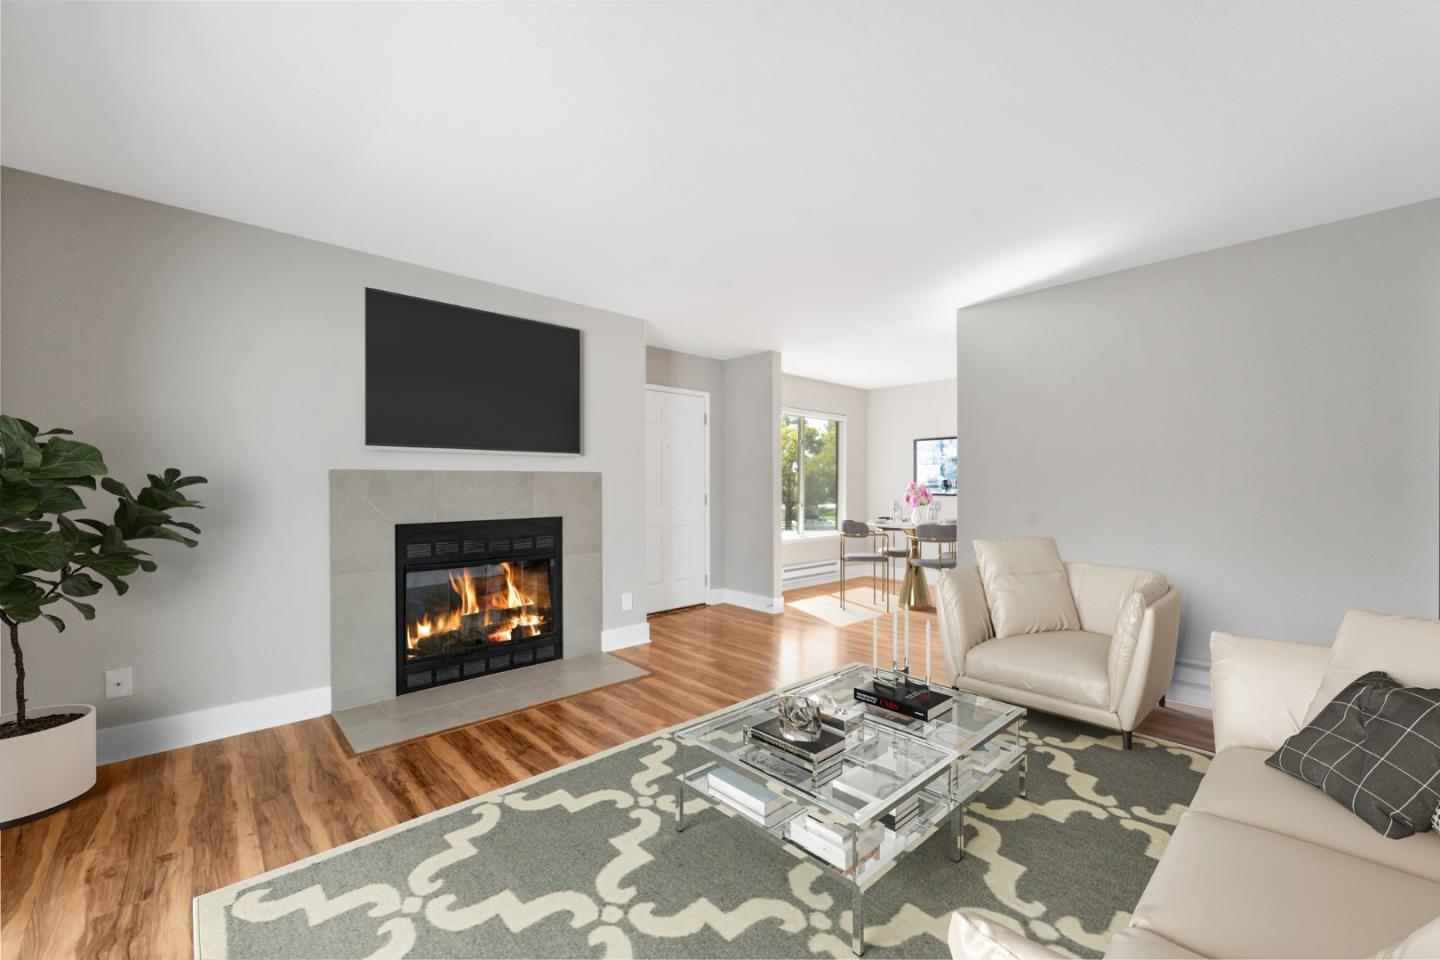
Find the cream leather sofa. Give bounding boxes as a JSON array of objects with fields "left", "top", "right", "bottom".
[
  {"left": 934, "top": 542, "right": 1180, "bottom": 747},
  {"left": 950, "top": 609, "right": 1440, "bottom": 959}
]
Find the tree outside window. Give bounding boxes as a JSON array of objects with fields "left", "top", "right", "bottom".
[{"left": 781, "top": 413, "right": 840, "bottom": 534}]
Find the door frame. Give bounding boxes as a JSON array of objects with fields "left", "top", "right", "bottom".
[{"left": 644, "top": 383, "right": 712, "bottom": 611}]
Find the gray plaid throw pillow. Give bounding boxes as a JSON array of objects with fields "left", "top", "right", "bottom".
[{"left": 1267, "top": 671, "right": 1440, "bottom": 839}]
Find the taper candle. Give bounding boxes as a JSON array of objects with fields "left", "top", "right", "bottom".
[
  {"left": 904, "top": 605, "right": 911, "bottom": 670},
  {"left": 871, "top": 616, "right": 878, "bottom": 671},
  {"left": 891, "top": 608, "right": 898, "bottom": 668},
  {"left": 925, "top": 620, "right": 932, "bottom": 681}
]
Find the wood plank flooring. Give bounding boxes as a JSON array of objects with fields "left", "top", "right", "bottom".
[{"left": 0, "top": 578, "right": 1212, "bottom": 959}]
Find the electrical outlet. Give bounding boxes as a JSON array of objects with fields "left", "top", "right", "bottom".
[
  {"left": 621, "top": 592, "right": 633, "bottom": 612},
  {"left": 105, "top": 667, "right": 133, "bottom": 700}
]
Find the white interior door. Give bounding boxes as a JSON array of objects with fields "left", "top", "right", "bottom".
[{"left": 645, "top": 387, "right": 708, "bottom": 613}]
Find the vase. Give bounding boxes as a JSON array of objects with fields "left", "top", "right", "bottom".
[
  {"left": 909, "top": 506, "right": 921, "bottom": 524},
  {"left": 0, "top": 704, "right": 96, "bottom": 827}
]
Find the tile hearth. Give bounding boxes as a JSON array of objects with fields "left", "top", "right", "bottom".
[{"left": 332, "top": 651, "right": 647, "bottom": 752}]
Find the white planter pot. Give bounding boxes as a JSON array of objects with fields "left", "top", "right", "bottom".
[{"left": 0, "top": 704, "right": 97, "bottom": 826}]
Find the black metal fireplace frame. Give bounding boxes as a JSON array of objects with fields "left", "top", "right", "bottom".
[{"left": 394, "top": 516, "right": 563, "bottom": 696}]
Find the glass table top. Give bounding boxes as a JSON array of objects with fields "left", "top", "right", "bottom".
[{"left": 675, "top": 664, "right": 1025, "bottom": 824}]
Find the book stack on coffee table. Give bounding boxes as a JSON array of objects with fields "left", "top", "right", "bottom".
[
  {"left": 704, "top": 765, "right": 796, "bottom": 829},
  {"left": 746, "top": 717, "right": 846, "bottom": 781}
]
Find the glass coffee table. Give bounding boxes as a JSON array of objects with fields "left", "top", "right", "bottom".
[{"left": 672, "top": 664, "right": 1027, "bottom": 955}]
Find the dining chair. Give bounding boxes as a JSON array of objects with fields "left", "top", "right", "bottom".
[
  {"left": 910, "top": 522, "right": 959, "bottom": 572},
  {"left": 838, "top": 520, "right": 890, "bottom": 610}
]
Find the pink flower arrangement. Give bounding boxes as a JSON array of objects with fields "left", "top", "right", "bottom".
[{"left": 904, "top": 481, "right": 933, "bottom": 507}]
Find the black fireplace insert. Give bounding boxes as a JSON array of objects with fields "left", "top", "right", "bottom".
[{"left": 395, "top": 517, "right": 562, "bottom": 695}]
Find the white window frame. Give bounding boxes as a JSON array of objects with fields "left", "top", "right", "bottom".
[{"left": 781, "top": 407, "right": 846, "bottom": 540}]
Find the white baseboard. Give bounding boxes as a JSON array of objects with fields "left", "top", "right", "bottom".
[
  {"left": 1166, "top": 657, "right": 1212, "bottom": 709},
  {"left": 601, "top": 622, "right": 651, "bottom": 651},
  {"left": 96, "top": 685, "right": 332, "bottom": 765},
  {"left": 710, "top": 589, "right": 785, "bottom": 614}
]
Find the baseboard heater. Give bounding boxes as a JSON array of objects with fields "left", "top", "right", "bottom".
[{"left": 782, "top": 559, "right": 840, "bottom": 585}]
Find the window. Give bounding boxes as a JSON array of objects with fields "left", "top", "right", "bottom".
[{"left": 781, "top": 412, "right": 841, "bottom": 536}]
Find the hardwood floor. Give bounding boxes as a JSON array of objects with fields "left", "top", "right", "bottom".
[{"left": 0, "top": 578, "right": 1212, "bottom": 959}]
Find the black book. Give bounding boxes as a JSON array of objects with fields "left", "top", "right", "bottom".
[
  {"left": 854, "top": 681, "right": 954, "bottom": 722},
  {"left": 748, "top": 717, "right": 847, "bottom": 765}
]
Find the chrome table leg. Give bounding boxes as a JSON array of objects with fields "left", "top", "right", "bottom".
[
  {"left": 1020, "top": 740, "right": 1029, "bottom": 799},
  {"left": 675, "top": 745, "right": 688, "bottom": 833},
  {"left": 851, "top": 884, "right": 865, "bottom": 956}
]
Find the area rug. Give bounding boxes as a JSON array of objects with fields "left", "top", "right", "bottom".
[
  {"left": 789, "top": 588, "right": 892, "bottom": 627},
  {"left": 194, "top": 696, "right": 1208, "bottom": 959}
]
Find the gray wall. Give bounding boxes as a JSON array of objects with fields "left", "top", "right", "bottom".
[
  {"left": 722, "top": 351, "right": 782, "bottom": 601},
  {"left": 0, "top": 168, "right": 648, "bottom": 728},
  {"left": 780, "top": 374, "right": 869, "bottom": 568},
  {"left": 645, "top": 346, "right": 725, "bottom": 590},
  {"left": 955, "top": 200, "right": 1440, "bottom": 678}
]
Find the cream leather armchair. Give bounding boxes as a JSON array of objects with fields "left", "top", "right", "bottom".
[{"left": 934, "top": 559, "right": 1180, "bottom": 747}]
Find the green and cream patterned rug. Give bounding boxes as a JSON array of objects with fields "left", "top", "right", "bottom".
[{"left": 194, "top": 704, "right": 1208, "bottom": 959}]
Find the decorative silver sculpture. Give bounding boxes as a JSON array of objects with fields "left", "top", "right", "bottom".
[{"left": 777, "top": 693, "right": 837, "bottom": 742}]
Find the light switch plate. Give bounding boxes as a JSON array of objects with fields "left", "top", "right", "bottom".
[
  {"left": 621, "top": 592, "right": 633, "bottom": 612},
  {"left": 105, "top": 667, "right": 133, "bottom": 700}
]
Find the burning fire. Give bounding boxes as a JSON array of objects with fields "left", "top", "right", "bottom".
[{"left": 406, "top": 563, "right": 545, "bottom": 651}]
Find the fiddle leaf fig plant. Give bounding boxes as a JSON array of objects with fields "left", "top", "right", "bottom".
[{"left": 0, "top": 415, "right": 205, "bottom": 737}]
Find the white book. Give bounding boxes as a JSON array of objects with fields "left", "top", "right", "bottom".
[
  {"left": 707, "top": 767, "right": 786, "bottom": 816},
  {"left": 788, "top": 819, "right": 848, "bottom": 868}
]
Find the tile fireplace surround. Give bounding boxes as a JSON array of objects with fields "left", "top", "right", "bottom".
[{"left": 329, "top": 469, "right": 604, "bottom": 712}]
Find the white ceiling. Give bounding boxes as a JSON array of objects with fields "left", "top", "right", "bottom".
[{"left": 4, "top": 2, "right": 1438, "bottom": 389}]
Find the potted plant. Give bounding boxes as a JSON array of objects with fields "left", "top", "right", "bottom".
[
  {"left": 904, "top": 481, "right": 933, "bottom": 523},
  {"left": 0, "top": 415, "right": 204, "bottom": 826}
]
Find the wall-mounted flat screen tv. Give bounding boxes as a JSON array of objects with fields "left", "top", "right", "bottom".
[{"left": 365, "top": 288, "right": 581, "bottom": 453}]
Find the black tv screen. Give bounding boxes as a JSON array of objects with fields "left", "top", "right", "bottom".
[{"left": 365, "top": 289, "right": 581, "bottom": 453}]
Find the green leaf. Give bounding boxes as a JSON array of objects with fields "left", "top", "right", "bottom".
[
  {"left": 80, "top": 552, "right": 141, "bottom": 578},
  {"left": 60, "top": 572, "right": 102, "bottom": 597},
  {"left": 97, "top": 572, "right": 130, "bottom": 596},
  {"left": 0, "top": 577, "right": 42, "bottom": 605},
  {"left": 57, "top": 595, "right": 96, "bottom": 620},
  {"left": 0, "top": 484, "right": 41, "bottom": 519},
  {"left": 100, "top": 477, "right": 132, "bottom": 499},
  {"left": 34, "top": 437, "right": 107, "bottom": 479},
  {"left": 33, "top": 485, "right": 85, "bottom": 516},
  {"left": 1, "top": 519, "right": 52, "bottom": 534},
  {"left": 0, "top": 561, "right": 15, "bottom": 586},
  {"left": 0, "top": 577, "right": 44, "bottom": 622},
  {"left": 0, "top": 530, "right": 71, "bottom": 571},
  {"left": 41, "top": 612, "right": 65, "bottom": 632},
  {"left": 0, "top": 416, "right": 42, "bottom": 470}
]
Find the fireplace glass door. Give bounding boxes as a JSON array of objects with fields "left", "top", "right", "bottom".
[{"left": 404, "top": 558, "right": 556, "bottom": 661}]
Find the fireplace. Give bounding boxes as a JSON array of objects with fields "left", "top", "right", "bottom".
[{"left": 395, "top": 517, "right": 562, "bottom": 695}]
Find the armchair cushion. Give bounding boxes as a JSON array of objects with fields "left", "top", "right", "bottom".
[
  {"left": 965, "top": 630, "right": 1111, "bottom": 709},
  {"left": 973, "top": 537, "right": 1080, "bottom": 638},
  {"left": 1304, "top": 610, "right": 1440, "bottom": 724}
]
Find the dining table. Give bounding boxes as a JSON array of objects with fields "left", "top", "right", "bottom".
[{"left": 871, "top": 517, "right": 937, "bottom": 612}]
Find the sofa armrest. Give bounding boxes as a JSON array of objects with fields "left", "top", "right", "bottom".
[
  {"left": 1113, "top": 587, "right": 1181, "bottom": 727},
  {"left": 934, "top": 565, "right": 992, "bottom": 681},
  {"left": 948, "top": 911, "right": 1064, "bottom": 960},
  {"left": 1210, "top": 631, "right": 1329, "bottom": 752}
]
